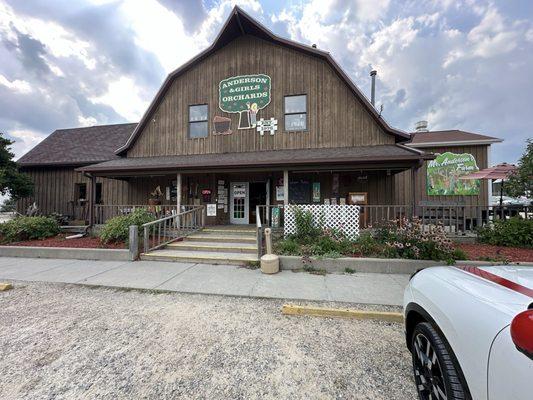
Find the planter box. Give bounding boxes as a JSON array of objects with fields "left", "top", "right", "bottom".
[
  {"left": 278, "top": 256, "right": 533, "bottom": 274},
  {"left": 0, "top": 246, "right": 132, "bottom": 261}
]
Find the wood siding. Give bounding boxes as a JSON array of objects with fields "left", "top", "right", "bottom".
[
  {"left": 127, "top": 35, "right": 394, "bottom": 158},
  {"left": 16, "top": 168, "right": 131, "bottom": 217},
  {"left": 394, "top": 145, "right": 489, "bottom": 206}
]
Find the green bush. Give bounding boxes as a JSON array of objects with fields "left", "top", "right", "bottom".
[
  {"left": 99, "top": 208, "right": 155, "bottom": 244},
  {"left": 353, "top": 232, "right": 382, "bottom": 257},
  {"left": 292, "top": 208, "right": 322, "bottom": 243},
  {"left": 274, "top": 237, "right": 300, "bottom": 255},
  {"left": 477, "top": 217, "right": 533, "bottom": 248},
  {"left": 0, "top": 216, "right": 60, "bottom": 243},
  {"left": 275, "top": 217, "right": 464, "bottom": 262}
]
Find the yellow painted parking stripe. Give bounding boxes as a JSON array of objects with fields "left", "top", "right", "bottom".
[{"left": 282, "top": 304, "right": 403, "bottom": 323}]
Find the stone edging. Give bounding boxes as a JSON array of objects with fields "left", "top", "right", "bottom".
[
  {"left": 278, "top": 255, "right": 533, "bottom": 275},
  {"left": 0, "top": 246, "right": 132, "bottom": 261}
]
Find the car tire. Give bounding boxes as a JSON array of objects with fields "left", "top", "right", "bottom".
[{"left": 411, "top": 322, "right": 470, "bottom": 400}]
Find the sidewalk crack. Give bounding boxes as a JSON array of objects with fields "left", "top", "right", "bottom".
[{"left": 151, "top": 262, "right": 198, "bottom": 289}]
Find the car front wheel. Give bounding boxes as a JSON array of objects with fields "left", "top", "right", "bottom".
[{"left": 411, "top": 322, "right": 470, "bottom": 400}]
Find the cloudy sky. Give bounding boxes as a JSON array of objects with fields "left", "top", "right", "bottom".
[{"left": 0, "top": 0, "right": 531, "bottom": 164}]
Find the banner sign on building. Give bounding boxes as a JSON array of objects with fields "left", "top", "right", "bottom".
[
  {"left": 427, "top": 152, "right": 480, "bottom": 195},
  {"left": 219, "top": 74, "right": 271, "bottom": 130}
]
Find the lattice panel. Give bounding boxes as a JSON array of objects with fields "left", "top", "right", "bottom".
[{"left": 284, "top": 205, "right": 360, "bottom": 239}]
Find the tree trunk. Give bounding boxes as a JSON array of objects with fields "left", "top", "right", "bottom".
[{"left": 238, "top": 110, "right": 251, "bottom": 129}]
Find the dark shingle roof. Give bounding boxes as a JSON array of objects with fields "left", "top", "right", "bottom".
[
  {"left": 17, "top": 123, "right": 137, "bottom": 167},
  {"left": 407, "top": 130, "right": 502, "bottom": 148},
  {"left": 80, "top": 145, "right": 431, "bottom": 173}
]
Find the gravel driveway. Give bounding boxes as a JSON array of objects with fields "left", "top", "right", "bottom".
[{"left": 0, "top": 282, "right": 416, "bottom": 400}]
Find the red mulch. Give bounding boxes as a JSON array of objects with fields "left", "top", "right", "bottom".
[
  {"left": 456, "top": 243, "right": 533, "bottom": 263},
  {"left": 4, "top": 234, "right": 126, "bottom": 249}
]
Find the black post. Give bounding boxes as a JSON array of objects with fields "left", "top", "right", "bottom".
[
  {"left": 499, "top": 180, "right": 504, "bottom": 219},
  {"left": 88, "top": 174, "right": 96, "bottom": 227}
]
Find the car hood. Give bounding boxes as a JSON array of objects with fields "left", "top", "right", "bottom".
[{"left": 430, "top": 265, "right": 533, "bottom": 317}]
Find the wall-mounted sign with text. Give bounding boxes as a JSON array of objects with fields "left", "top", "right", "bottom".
[
  {"left": 232, "top": 184, "right": 247, "bottom": 198},
  {"left": 219, "top": 74, "right": 271, "bottom": 130},
  {"left": 427, "top": 152, "right": 480, "bottom": 196},
  {"left": 256, "top": 118, "right": 278, "bottom": 136}
]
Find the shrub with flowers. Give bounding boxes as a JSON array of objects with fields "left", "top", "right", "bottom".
[
  {"left": 373, "top": 218, "right": 459, "bottom": 261},
  {"left": 274, "top": 210, "right": 466, "bottom": 262}
]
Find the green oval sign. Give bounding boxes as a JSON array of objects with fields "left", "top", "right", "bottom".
[{"left": 219, "top": 74, "right": 271, "bottom": 129}]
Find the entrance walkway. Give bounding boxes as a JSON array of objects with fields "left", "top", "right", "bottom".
[{"left": 0, "top": 257, "right": 409, "bottom": 306}]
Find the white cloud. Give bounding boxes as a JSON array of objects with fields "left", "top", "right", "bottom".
[
  {"left": 8, "top": 129, "right": 47, "bottom": 160},
  {"left": 89, "top": 76, "right": 147, "bottom": 121},
  {"left": 78, "top": 115, "right": 98, "bottom": 127},
  {"left": 119, "top": 0, "right": 200, "bottom": 72},
  {"left": 0, "top": 2, "right": 96, "bottom": 70},
  {"left": 0, "top": 74, "right": 32, "bottom": 94}
]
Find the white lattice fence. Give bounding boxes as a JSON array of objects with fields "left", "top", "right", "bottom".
[{"left": 284, "top": 205, "right": 360, "bottom": 239}]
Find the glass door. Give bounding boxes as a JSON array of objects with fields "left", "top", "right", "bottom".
[{"left": 230, "top": 182, "right": 249, "bottom": 224}]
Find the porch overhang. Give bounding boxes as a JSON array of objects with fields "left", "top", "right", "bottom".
[{"left": 78, "top": 145, "right": 433, "bottom": 177}]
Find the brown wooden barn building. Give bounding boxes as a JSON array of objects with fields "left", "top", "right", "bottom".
[{"left": 16, "top": 7, "right": 501, "bottom": 228}]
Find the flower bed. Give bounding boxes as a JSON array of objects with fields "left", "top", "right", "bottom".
[
  {"left": 456, "top": 243, "right": 533, "bottom": 263},
  {"left": 275, "top": 211, "right": 466, "bottom": 263},
  {"left": 4, "top": 234, "right": 126, "bottom": 249}
]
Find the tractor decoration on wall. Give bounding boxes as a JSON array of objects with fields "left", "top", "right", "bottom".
[{"left": 218, "top": 74, "right": 271, "bottom": 130}]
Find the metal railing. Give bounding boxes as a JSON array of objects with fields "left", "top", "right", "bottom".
[
  {"left": 142, "top": 205, "right": 205, "bottom": 253},
  {"left": 256, "top": 204, "right": 532, "bottom": 236},
  {"left": 94, "top": 204, "right": 197, "bottom": 225},
  {"left": 256, "top": 205, "right": 263, "bottom": 259},
  {"left": 256, "top": 205, "right": 285, "bottom": 230}
]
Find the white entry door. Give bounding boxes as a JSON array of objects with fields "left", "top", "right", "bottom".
[{"left": 230, "top": 182, "right": 249, "bottom": 224}]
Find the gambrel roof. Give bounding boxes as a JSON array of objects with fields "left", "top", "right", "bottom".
[{"left": 115, "top": 6, "right": 409, "bottom": 155}]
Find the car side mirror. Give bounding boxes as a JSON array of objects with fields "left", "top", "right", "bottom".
[{"left": 510, "top": 310, "right": 533, "bottom": 360}]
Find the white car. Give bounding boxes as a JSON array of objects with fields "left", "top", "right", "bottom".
[{"left": 404, "top": 265, "right": 533, "bottom": 400}]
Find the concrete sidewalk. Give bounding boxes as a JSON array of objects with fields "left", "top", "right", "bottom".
[{"left": 0, "top": 257, "right": 409, "bottom": 306}]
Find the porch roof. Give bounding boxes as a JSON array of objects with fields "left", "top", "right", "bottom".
[{"left": 79, "top": 145, "right": 432, "bottom": 175}]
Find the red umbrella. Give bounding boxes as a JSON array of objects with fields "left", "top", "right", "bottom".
[{"left": 459, "top": 163, "right": 517, "bottom": 207}]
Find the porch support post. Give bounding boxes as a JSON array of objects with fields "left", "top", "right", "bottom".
[
  {"left": 176, "top": 172, "right": 182, "bottom": 230},
  {"left": 176, "top": 172, "right": 182, "bottom": 211},
  {"left": 88, "top": 174, "right": 96, "bottom": 227},
  {"left": 410, "top": 165, "right": 418, "bottom": 217},
  {"left": 283, "top": 170, "right": 289, "bottom": 206}
]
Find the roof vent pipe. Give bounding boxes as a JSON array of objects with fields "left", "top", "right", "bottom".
[
  {"left": 415, "top": 120, "right": 429, "bottom": 132},
  {"left": 370, "top": 70, "right": 377, "bottom": 107}
]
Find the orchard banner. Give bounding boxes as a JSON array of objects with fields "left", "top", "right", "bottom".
[
  {"left": 427, "top": 152, "right": 480, "bottom": 195},
  {"left": 219, "top": 74, "right": 271, "bottom": 129}
]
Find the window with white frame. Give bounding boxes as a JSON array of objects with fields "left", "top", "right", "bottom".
[
  {"left": 284, "top": 94, "right": 307, "bottom": 131},
  {"left": 188, "top": 104, "right": 208, "bottom": 138}
]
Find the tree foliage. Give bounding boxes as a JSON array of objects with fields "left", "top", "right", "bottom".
[
  {"left": 0, "top": 133, "right": 33, "bottom": 200},
  {"left": 505, "top": 138, "right": 533, "bottom": 198}
]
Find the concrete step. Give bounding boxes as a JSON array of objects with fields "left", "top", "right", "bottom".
[
  {"left": 141, "top": 249, "right": 258, "bottom": 265},
  {"left": 185, "top": 233, "right": 257, "bottom": 243},
  {"left": 167, "top": 240, "right": 257, "bottom": 254},
  {"left": 202, "top": 227, "right": 256, "bottom": 235}
]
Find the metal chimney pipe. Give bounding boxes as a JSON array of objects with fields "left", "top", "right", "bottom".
[{"left": 370, "top": 70, "right": 377, "bottom": 107}]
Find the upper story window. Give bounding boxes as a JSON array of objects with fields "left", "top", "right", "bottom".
[
  {"left": 284, "top": 94, "right": 307, "bottom": 131},
  {"left": 189, "top": 104, "right": 208, "bottom": 138}
]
